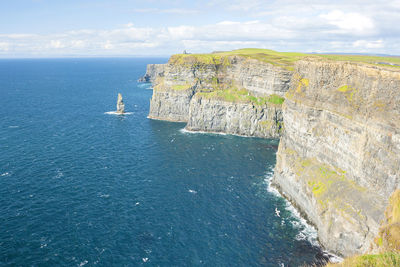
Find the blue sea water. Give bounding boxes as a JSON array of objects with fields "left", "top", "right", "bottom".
[{"left": 0, "top": 58, "right": 324, "bottom": 266}]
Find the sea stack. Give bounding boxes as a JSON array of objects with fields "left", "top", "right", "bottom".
[{"left": 116, "top": 93, "right": 125, "bottom": 114}]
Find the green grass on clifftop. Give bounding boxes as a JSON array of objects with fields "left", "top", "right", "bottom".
[
  {"left": 169, "top": 48, "right": 309, "bottom": 71},
  {"left": 318, "top": 54, "right": 400, "bottom": 69},
  {"left": 169, "top": 48, "right": 400, "bottom": 70}
]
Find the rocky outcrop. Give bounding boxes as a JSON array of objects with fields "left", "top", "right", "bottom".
[
  {"left": 148, "top": 84, "right": 195, "bottom": 122},
  {"left": 116, "top": 93, "right": 125, "bottom": 114},
  {"left": 222, "top": 56, "right": 292, "bottom": 96},
  {"left": 138, "top": 64, "right": 165, "bottom": 83},
  {"left": 186, "top": 95, "right": 283, "bottom": 138},
  {"left": 273, "top": 58, "right": 400, "bottom": 256},
  {"left": 146, "top": 55, "right": 289, "bottom": 137}
]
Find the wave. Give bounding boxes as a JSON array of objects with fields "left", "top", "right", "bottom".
[
  {"left": 137, "top": 83, "right": 153, "bottom": 90},
  {"left": 264, "top": 170, "right": 319, "bottom": 246},
  {"left": 264, "top": 169, "right": 343, "bottom": 263},
  {"left": 104, "top": 111, "right": 133, "bottom": 115},
  {"left": 180, "top": 128, "right": 228, "bottom": 136}
]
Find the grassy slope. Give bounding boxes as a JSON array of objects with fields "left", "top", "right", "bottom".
[
  {"left": 326, "top": 252, "right": 400, "bottom": 267},
  {"left": 169, "top": 48, "right": 400, "bottom": 70}
]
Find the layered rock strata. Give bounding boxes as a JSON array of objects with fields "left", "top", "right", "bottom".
[
  {"left": 141, "top": 53, "right": 400, "bottom": 257},
  {"left": 138, "top": 64, "right": 165, "bottom": 83},
  {"left": 186, "top": 95, "right": 282, "bottom": 138},
  {"left": 273, "top": 58, "right": 400, "bottom": 256},
  {"left": 145, "top": 55, "right": 289, "bottom": 137}
]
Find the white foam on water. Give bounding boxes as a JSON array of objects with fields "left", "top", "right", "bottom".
[
  {"left": 55, "top": 170, "right": 64, "bottom": 179},
  {"left": 99, "top": 194, "right": 110, "bottom": 198},
  {"left": 180, "top": 128, "right": 260, "bottom": 138},
  {"left": 264, "top": 169, "right": 318, "bottom": 246},
  {"left": 137, "top": 83, "right": 152, "bottom": 89},
  {"left": 142, "top": 258, "right": 149, "bottom": 262},
  {"left": 264, "top": 169, "right": 343, "bottom": 263},
  {"left": 1, "top": 172, "right": 10, "bottom": 177},
  {"left": 188, "top": 189, "right": 197, "bottom": 194},
  {"left": 104, "top": 111, "right": 133, "bottom": 115},
  {"left": 180, "top": 128, "right": 227, "bottom": 136},
  {"left": 79, "top": 260, "right": 88, "bottom": 266}
]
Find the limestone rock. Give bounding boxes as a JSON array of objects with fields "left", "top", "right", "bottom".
[
  {"left": 142, "top": 54, "right": 400, "bottom": 257},
  {"left": 273, "top": 58, "right": 400, "bottom": 256},
  {"left": 186, "top": 95, "right": 282, "bottom": 138},
  {"left": 146, "top": 55, "right": 290, "bottom": 137},
  {"left": 138, "top": 64, "right": 165, "bottom": 82},
  {"left": 116, "top": 93, "right": 125, "bottom": 114}
]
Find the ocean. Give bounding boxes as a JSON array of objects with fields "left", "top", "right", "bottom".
[{"left": 0, "top": 58, "right": 324, "bottom": 266}]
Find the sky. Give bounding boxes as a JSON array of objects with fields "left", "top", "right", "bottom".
[{"left": 0, "top": 0, "right": 399, "bottom": 57}]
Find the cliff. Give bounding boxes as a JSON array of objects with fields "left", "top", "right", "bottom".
[
  {"left": 138, "top": 64, "right": 165, "bottom": 83},
  {"left": 140, "top": 49, "right": 400, "bottom": 258},
  {"left": 273, "top": 58, "right": 400, "bottom": 256},
  {"left": 146, "top": 50, "right": 291, "bottom": 137}
]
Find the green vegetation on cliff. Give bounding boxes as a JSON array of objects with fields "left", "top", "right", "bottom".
[
  {"left": 375, "top": 189, "right": 400, "bottom": 252},
  {"left": 327, "top": 252, "right": 400, "bottom": 267},
  {"left": 196, "top": 87, "right": 284, "bottom": 106},
  {"left": 284, "top": 147, "right": 381, "bottom": 222},
  {"left": 318, "top": 54, "right": 400, "bottom": 69},
  {"left": 169, "top": 48, "right": 400, "bottom": 70},
  {"left": 171, "top": 84, "right": 192, "bottom": 90},
  {"left": 169, "top": 48, "right": 309, "bottom": 71}
]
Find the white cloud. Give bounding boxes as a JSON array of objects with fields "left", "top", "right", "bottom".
[
  {"left": 132, "top": 8, "right": 198, "bottom": 14},
  {"left": 50, "top": 40, "right": 65, "bottom": 49},
  {"left": 320, "top": 10, "right": 375, "bottom": 35},
  {"left": 0, "top": 42, "right": 10, "bottom": 51},
  {"left": 353, "top": 39, "right": 384, "bottom": 49},
  {"left": 0, "top": 1, "right": 399, "bottom": 58}
]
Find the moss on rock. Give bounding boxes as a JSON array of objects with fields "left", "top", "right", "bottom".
[{"left": 375, "top": 190, "right": 400, "bottom": 252}]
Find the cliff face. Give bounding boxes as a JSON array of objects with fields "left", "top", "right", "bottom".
[
  {"left": 273, "top": 58, "right": 400, "bottom": 256},
  {"left": 146, "top": 55, "right": 289, "bottom": 138},
  {"left": 141, "top": 51, "right": 400, "bottom": 257},
  {"left": 186, "top": 95, "right": 282, "bottom": 138},
  {"left": 138, "top": 64, "right": 165, "bottom": 83}
]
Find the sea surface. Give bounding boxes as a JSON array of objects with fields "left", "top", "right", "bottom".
[{"left": 0, "top": 58, "right": 323, "bottom": 266}]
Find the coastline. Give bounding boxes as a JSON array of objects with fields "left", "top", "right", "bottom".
[{"left": 140, "top": 49, "right": 400, "bottom": 262}]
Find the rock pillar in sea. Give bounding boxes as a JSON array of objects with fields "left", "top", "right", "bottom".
[{"left": 116, "top": 93, "right": 125, "bottom": 114}]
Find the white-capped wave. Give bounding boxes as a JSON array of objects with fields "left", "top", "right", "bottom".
[
  {"left": 104, "top": 111, "right": 133, "bottom": 115},
  {"left": 55, "top": 170, "right": 64, "bottom": 179},
  {"left": 188, "top": 189, "right": 197, "bottom": 194},
  {"left": 79, "top": 260, "right": 88, "bottom": 266},
  {"left": 1, "top": 172, "right": 10, "bottom": 177},
  {"left": 264, "top": 169, "right": 342, "bottom": 263},
  {"left": 264, "top": 169, "right": 319, "bottom": 246},
  {"left": 180, "top": 128, "right": 227, "bottom": 136},
  {"left": 137, "top": 83, "right": 152, "bottom": 89}
]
